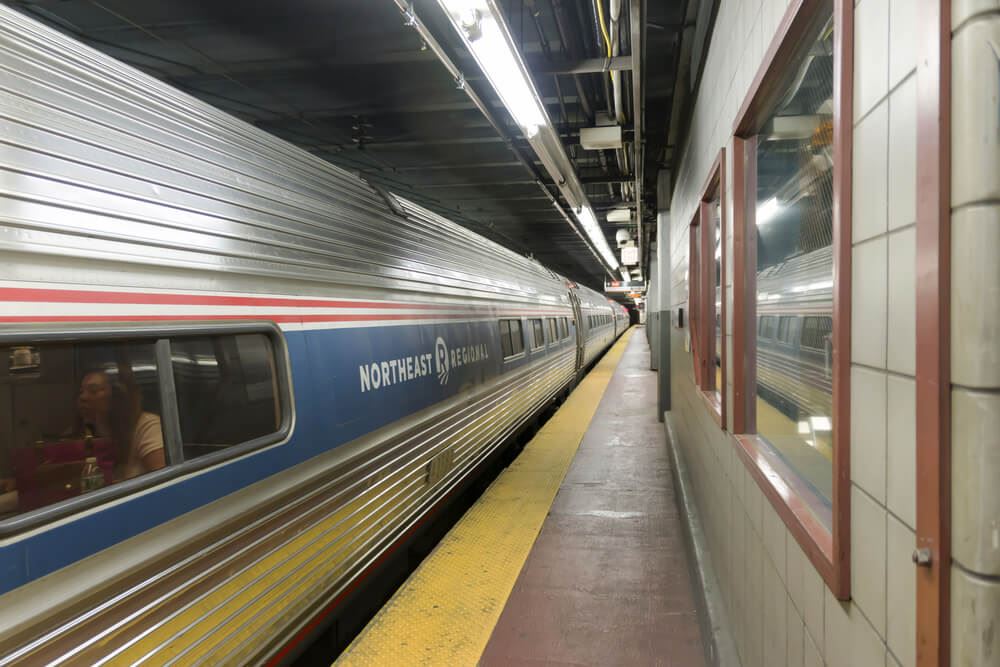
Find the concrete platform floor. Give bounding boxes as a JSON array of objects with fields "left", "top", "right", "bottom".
[{"left": 481, "top": 330, "right": 706, "bottom": 666}]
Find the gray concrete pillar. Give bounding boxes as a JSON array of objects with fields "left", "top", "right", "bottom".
[{"left": 656, "top": 171, "right": 672, "bottom": 419}]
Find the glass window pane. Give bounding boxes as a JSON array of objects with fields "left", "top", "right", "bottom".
[
  {"left": 0, "top": 340, "right": 164, "bottom": 518},
  {"left": 499, "top": 320, "right": 512, "bottom": 358},
  {"left": 171, "top": 333, "right": 280, "bottom": 460},
  {"left": 753, "top": 16, "right": 835, "bottom": 516},
  {"left": 530, "top": 319, "right": 544, "bottom": 349},
  {"left": 510, "top": 320, "right": 524, "bottom": 355},
  {"left": 711, "top": 198, "right": 722, "bottom": 391}
]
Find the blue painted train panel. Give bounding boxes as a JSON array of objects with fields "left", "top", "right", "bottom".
[{"left": 0, "top": 317, "right": 573, "bottom": 593}]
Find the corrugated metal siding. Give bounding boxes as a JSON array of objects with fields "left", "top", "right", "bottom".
[{"left": 0, "top": 6, "right": 567, "bottom": 305}]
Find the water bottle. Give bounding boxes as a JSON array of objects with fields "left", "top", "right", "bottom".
[{"left": 80, "top": 457, "right": 104, "bottom": 492}]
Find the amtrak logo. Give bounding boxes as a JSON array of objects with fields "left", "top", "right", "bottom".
[{"left": 435, "top": 337, "right": 450, "bottom": 385}]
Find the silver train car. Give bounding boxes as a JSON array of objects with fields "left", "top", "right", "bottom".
[
  {"left": 753, "top": 246, "right": 834, "bottom": 423},
  {"left": 0, "top": 7, "right": 625, "bottom": 664}
]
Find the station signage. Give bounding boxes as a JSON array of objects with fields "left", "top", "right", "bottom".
[{"left": 605, "top": 280, "right": 646, "bottom": 294}]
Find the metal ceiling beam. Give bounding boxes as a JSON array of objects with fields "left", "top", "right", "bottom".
[
  {"left": 419, "top": 179, "right": 539, "bottom": 188},
  {"left": 532, "top": 55, "right": 633, "bottom": 74},
  {"left": 580, "top": 176, "right": 633, "bottom": 186},
  {"left": 388, "top": 160, "right": 523, "bottom": 171}
]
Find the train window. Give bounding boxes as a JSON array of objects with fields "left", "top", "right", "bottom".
[
  {"left": 560, "top": 317, "right": 569, "bottom": 339},
  {"left": 529, "top": 319, "right": 545, "bottom": 350},
  {"left": 800, "top": 316, "right": 833, "bottom": 351},
  {"left": 777, "top": 316, "right": 795, "bottom": 345},
  {"left": 171, "top": 333, "right": 281, "bottom": 460},
  {"left": 547, "top": 318, "right": 558, "bottom": 343},
  {"left": 499, "top": 319, "right": 524, "bottom": 359},
  {"left": 759, "top": 316, "right": 777, "bottom": 340},
  {"left": 0, "top": 340, "right": 165, "bottom": 518},
  {"left": 0, "top": 326, "right": 290, "bottom": 529}
]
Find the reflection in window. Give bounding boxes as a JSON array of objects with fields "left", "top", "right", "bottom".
[
  {"left": 0, "top": 331, "right": 284, "bottom": 521},
  {"left": 711, "top": 198, "right": 722, "bottom": 392},
  {"left": 777, "top": 316, "right": 795, "bottom": 344},
  {"left": 172, "top": 334, "right": 279, "bottom": 461},
  {"left": 0, "top": 341, "right": 165, "bottom": 517},
  {"left": 753, "top": 16, "right": 835, "bottom": 516}
]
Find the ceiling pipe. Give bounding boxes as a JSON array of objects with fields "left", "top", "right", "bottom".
[
  {"left": 550, "top": 0, "right": 594, "bottom": 122},
  {"left": 629, "top": 0, "right": 644, "bottom": 274},
  {"left": 609, "top": 0, "right": 625, "bottom": 125},
  {"left": 392, "top": 0, "right": 617, "bottom": 279}
]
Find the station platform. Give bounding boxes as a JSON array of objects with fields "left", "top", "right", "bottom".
[{"left": 336, "top": 328, "right": 706, "bottom": 666}]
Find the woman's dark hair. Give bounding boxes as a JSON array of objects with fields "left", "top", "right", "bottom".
[{"left": 76, "top": 368, "right": 142, "bottom": 467}]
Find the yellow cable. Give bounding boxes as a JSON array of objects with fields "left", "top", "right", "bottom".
[{"left": 595, "top": 0, "right": 614, "bottom": 82}]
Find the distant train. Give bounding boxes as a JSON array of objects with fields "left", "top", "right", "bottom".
[
  {"left": 0, "top": 7, "right": 628, "bottom": 664},
  {"left": 753, "top": 245, "right": 834, "bottom": 424}
]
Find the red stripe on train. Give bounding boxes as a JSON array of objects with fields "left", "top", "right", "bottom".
[
  {"left": 0, "top": 313, "right": 482, "bottom": 323},
  {"left": 0, "top": 287, "right": 444, "bottom": 309}
]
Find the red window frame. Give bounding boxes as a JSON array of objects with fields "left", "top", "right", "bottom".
[
  {"left": 694, "top": 151, "right": 727, "bottom": 426},
  {"left": 689, "top": 215, "right": 703, "bottom": 388},
  {"left": 729, "top": 0, "right": 853, "bottom": 599}
]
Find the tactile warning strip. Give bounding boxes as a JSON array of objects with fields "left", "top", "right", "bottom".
[{"left": 335, "top": 329, "right": 634, "bottom": 666}]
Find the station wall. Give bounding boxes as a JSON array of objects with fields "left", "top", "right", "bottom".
[{"left": 662, "top": 0, "right": 999, "bottom": 665}]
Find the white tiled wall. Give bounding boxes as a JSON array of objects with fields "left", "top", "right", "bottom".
[{"left": 663, "top": 0, "right": 941, "bottom": 665}]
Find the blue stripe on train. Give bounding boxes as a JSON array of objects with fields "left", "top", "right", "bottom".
[{"left": 0, "top": 318, "right": 574, "bottom": 594}]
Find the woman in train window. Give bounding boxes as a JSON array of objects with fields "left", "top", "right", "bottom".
[
  {"left": 0, "top": 364, "right": 166, "bottom": 516},
  {"left": 77, "top": 369, "right": 165, "bottom": 480}
]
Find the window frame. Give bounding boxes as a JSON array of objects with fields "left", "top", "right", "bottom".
[
  {"left": 546, "top": 317, "right": 558, "bottom": 345},
  {"left": 693, "top": 149, "right": 727, "bottom": 425},
  {"left": 729, "top": 0, "right": 853, "bottom": 599},
  {"left": 528, "top": 318, "right": 545, "bottom": 351},
  {"left": 499, "top": 318, "right": 526, "bottom": 361},
  {"left": 0, "top": 320, "right": 293, "bottom": 536}
]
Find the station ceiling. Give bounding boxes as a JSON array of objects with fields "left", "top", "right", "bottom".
[{"left": 10, "top": 0, "right": 701, "bottom": 292}]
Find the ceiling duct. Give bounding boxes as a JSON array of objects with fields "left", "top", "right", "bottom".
[
  {"left": 580, "top": 125, "right": 623, "bottom": 150},
  {"left": 607, "top": 208, "right": 632, "bottom": 223}
]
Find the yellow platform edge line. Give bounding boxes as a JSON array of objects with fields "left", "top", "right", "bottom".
[{"left": 335, "top": 328, "right": 635, "bottom": 667}]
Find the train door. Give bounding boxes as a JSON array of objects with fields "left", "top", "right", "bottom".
[{"left": 567, "top": 289, "right": 584, "bottom": 375}]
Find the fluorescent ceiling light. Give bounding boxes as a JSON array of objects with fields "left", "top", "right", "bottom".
[
  {"left": 756, "top": 197, "right": 782, "bottom": 226},
  {"left": 790, "top": 279, "right": 834, "bottom": 294},
  {"left": 810, "top": 416, "right": 832, "bottom": 432},
  {"left": 437, "top": 0, "right": 615, "bottom": 275},
  {"left": 575, "top": 205, "right": 619, "bottom": 270},
  {"left": 438, "top": 1, "right": 546, "bottom": 138}
]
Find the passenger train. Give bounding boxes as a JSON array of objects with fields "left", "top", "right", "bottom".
[
  {"left": 753, "top": 245, "right": 833, "bottom": 425},
  {"left": 0, "top": 7, "right": 628, "bottom": 664}
]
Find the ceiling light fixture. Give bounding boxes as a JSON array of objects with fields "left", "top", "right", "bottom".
[
  {"left": 575, "top": 206, "right": 619, "bottom": 269},
  {"left": 436, "top": 0, "right": 618, "bottom": 275},
  {"left": 756, "top": 197, "right": 783, "bottom": 226},
  {"left": 438, "top": 0, "right": 545, "bottom": 139}
]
